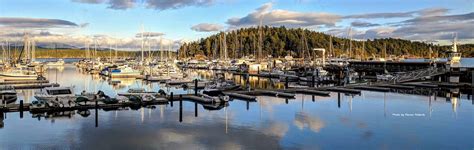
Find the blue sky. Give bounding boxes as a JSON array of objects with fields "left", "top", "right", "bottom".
[{"left": 0, "top": 0, "right": 473, "bottom": 48}]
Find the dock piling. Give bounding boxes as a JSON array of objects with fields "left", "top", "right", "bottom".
[
  {"left": 337, "top": 93, "right": 341, "bottom": 108},
  {"left": 471, "top": 71, "right": 474, "bottom": 87},
  {"left": 179, "top": 96, "right": 183, "bottom": 122},
  {"left": 95, "top": 101, "right": 98, "bottom": 127},
  {"left": 194, "top": 102, "right": 198, "bottom": 117},
  {"left": 285, "top": 77, "right": 289, "bottom": 89},
  {"left": 170, "top": 92, "right": 174, "bottom": 107},
  {"left": 194, "top": 79, "right": 198, "bottom": 96},
  {"left": 312, "top": 76, "right": 315, "bottom": 87},
  {"left": 246, "top": 101, "right": 249, "bottom": 110},
  {"left": 19, "top": 100, "right": 23, "bottom": 118}
]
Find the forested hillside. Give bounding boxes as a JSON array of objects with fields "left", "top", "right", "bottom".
[{"left": 179, "top": 26, "right": 474, "bottom": 59}]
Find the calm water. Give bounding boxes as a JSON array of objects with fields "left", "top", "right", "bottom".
[{"left": 1, "top": 64, "right": 473, "bottom": 149}]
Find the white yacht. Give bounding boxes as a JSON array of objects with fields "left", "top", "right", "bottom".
[
  {"left": 109, "top": 65, "right": 142, "bottom": 78},
  {"left": 34, "top": 87, "right": 78, "bottom": 108},
  {"left": 0, "top": 69, "right": 39, "bottom": 81},
  {"left": 34, "top": 87, "right": 76, "bottom": 101},
  {"left": 46, "top": 59, "right": 65, "bottom": 66}
]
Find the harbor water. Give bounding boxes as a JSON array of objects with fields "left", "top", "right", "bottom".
[{"left": 0, "top": 62, "right": 473, "bottom": 149}]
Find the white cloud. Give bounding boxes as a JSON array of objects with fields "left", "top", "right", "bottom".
[
  {"left": 191, "top": 23, "right": 223, "bottom": 32},
  {"left": 226, "top": 2, "right": 341, "bottom": 28},
  {"left": 72, "top": 0, "right": 213, "bottom": 10},
  {"left": 0, "top": 17, "right": 79, "bottom": 28},
  {"left": 135, "top": 32, "right": 165, "bottom": 38},
  {"left": 146, "top": 0, "right": 213, "bottom": 10}
]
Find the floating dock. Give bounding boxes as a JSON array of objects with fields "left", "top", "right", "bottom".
[
  {"left": 0, "top": 83, "right": 59, "bottom": 90},
  {"left": 223, "top": 92, "right": 257, "bottom": 100}
]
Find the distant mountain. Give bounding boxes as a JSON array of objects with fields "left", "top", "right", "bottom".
[
  {"left": 179, "top": 26, "right": 474, "bottom": 59},
  {"left": 36, "top": 43, "right": 78, "bottom": 49}
]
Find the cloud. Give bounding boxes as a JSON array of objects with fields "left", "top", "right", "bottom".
[
  {"left": 350, "top": 21, "right": 379, "bottom": 27},
  {"left": 322, "top": 10, "right": 474, "bottom": 42},
  {"left": 417, "top": 7, "right": 450, "bottom": 17},
  {"left": 72, "top": 0, "right": 105, "bottom": 4},
  {"left": 226, "top": 2, "right": 341, "bottom": 28},
  {"left": 397, "top": 12, "right": 474, "bottom": 25},
  {"left": 0, "top": 31, "right": 61, "bottom": 38},
  {"left": 344, "top": 7, "right": 450, "bottom": 19},
  {"left": 135, "top": 32, "right": 165, "bottom": 38},
  {"left": 344, "top": 12, "right": 413, "bottom": 19},
  {"left": 80, "top": 23, "right": 90, "bottom": 28},
  {"left": 191, "top": 23, "right": 223, "bottom": 32},
  {"left": 107, "top": 0, "right": 136, "bottom": 10},
  {"left": 146, "top": 0, "right": 213, "bottom": 10},
  {"left": 0, "top": 17, "right": 79, "bottom": 28},
  {"left": 392, "top": 20, "right": 474, "bottom": 40},
  {"left": 72, "top": 0, "right": 213, "bottom": 10}
]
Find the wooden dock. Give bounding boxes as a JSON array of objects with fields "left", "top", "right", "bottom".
[{"left": 0, "top": 83, "right": 59, "bottom": 90}]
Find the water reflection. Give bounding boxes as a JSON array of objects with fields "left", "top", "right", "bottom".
[{"left": 294, "top": 112, "right": 325, "bottom": 133}]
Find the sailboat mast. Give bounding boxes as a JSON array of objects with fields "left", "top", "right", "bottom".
[
  {"left": 159, "top": 37, "right": 163, "bottom": 62},
  {"left": 141, "top": 28, "right": 144, "bottom": 64},
  {"left": 115, "top": 40, "right": 118, "bottom": 60},
  {"left": 258, "top": 17, "right": 263, "bottom": 62},
  {"left": 329, "top": 35, "right": 333, "bottom": 58},
  {"left": 223, "top": 32, "right": 227, "bottom": 60},
  {"left": 362, "top": 41, "right": 365, "bottom": 60},
  {"left": 168, "top": 42, "right": 171, "bottom": 61},
  {"left": 32, "top": 39, "right": 35, "bottom": 62},
  {"left": 349, "top": 27, "right": 353, "bottom": 58}
]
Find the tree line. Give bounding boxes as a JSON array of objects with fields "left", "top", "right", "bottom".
[{"left": 178, "top": 26, "right": 474, "bottom": 59}]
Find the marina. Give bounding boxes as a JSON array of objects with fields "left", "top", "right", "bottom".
[
  {"left": 0, "top": 63, "right": 473, "bottom": 149},
  {"left": 1, "top": 0, "right": 474, "bottom": 149},
  {"left": 0, "top": 40, "right": 473, "bottom": 148}
]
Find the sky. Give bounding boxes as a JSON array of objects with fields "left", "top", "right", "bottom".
[{"left": 0, "top": 0, "right": 473, "bottom": 50}]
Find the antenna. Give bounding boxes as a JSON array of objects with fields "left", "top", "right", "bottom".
[{"left": 258, "top": 14, "right": 264, "bottom": 61}]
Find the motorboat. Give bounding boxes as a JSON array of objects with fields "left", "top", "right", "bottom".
[
  {"left": 0, "top": 86, "right": 17, "bottom": 104},
  {"left": 34, "top": 87, "right": 79, "bottom": 108},
  {"left": 203, "top": 79, "right": 240, "bottom": 96},
  {"left": 0, "top": 69, "right": 39, "bottom": 81},
  {"left": 46, "top": 59, "right": 65, "bottom": 66},
  {"left": 109, "top": 66, "right": 142, "bottom": 78},
  {"left": 35, "top": 87, "right": 76, "bottom": 101}
]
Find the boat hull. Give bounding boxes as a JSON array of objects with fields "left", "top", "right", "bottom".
[
  {"left": 0, "top": 74, "right": 38, "bottom": 81},
  {"left": 110, "top": 73, "right": 142, "bottom": 78}
]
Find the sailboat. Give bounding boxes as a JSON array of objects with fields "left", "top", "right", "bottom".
[
  {"left": 448, "top": 35, "right": 461, "bottom": 65},
  {"left": 0, "top": 66, "right": 39, "bottom": 81},
  {"left": 46, "top": 44, "right": 65, "bottom": 66}
]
